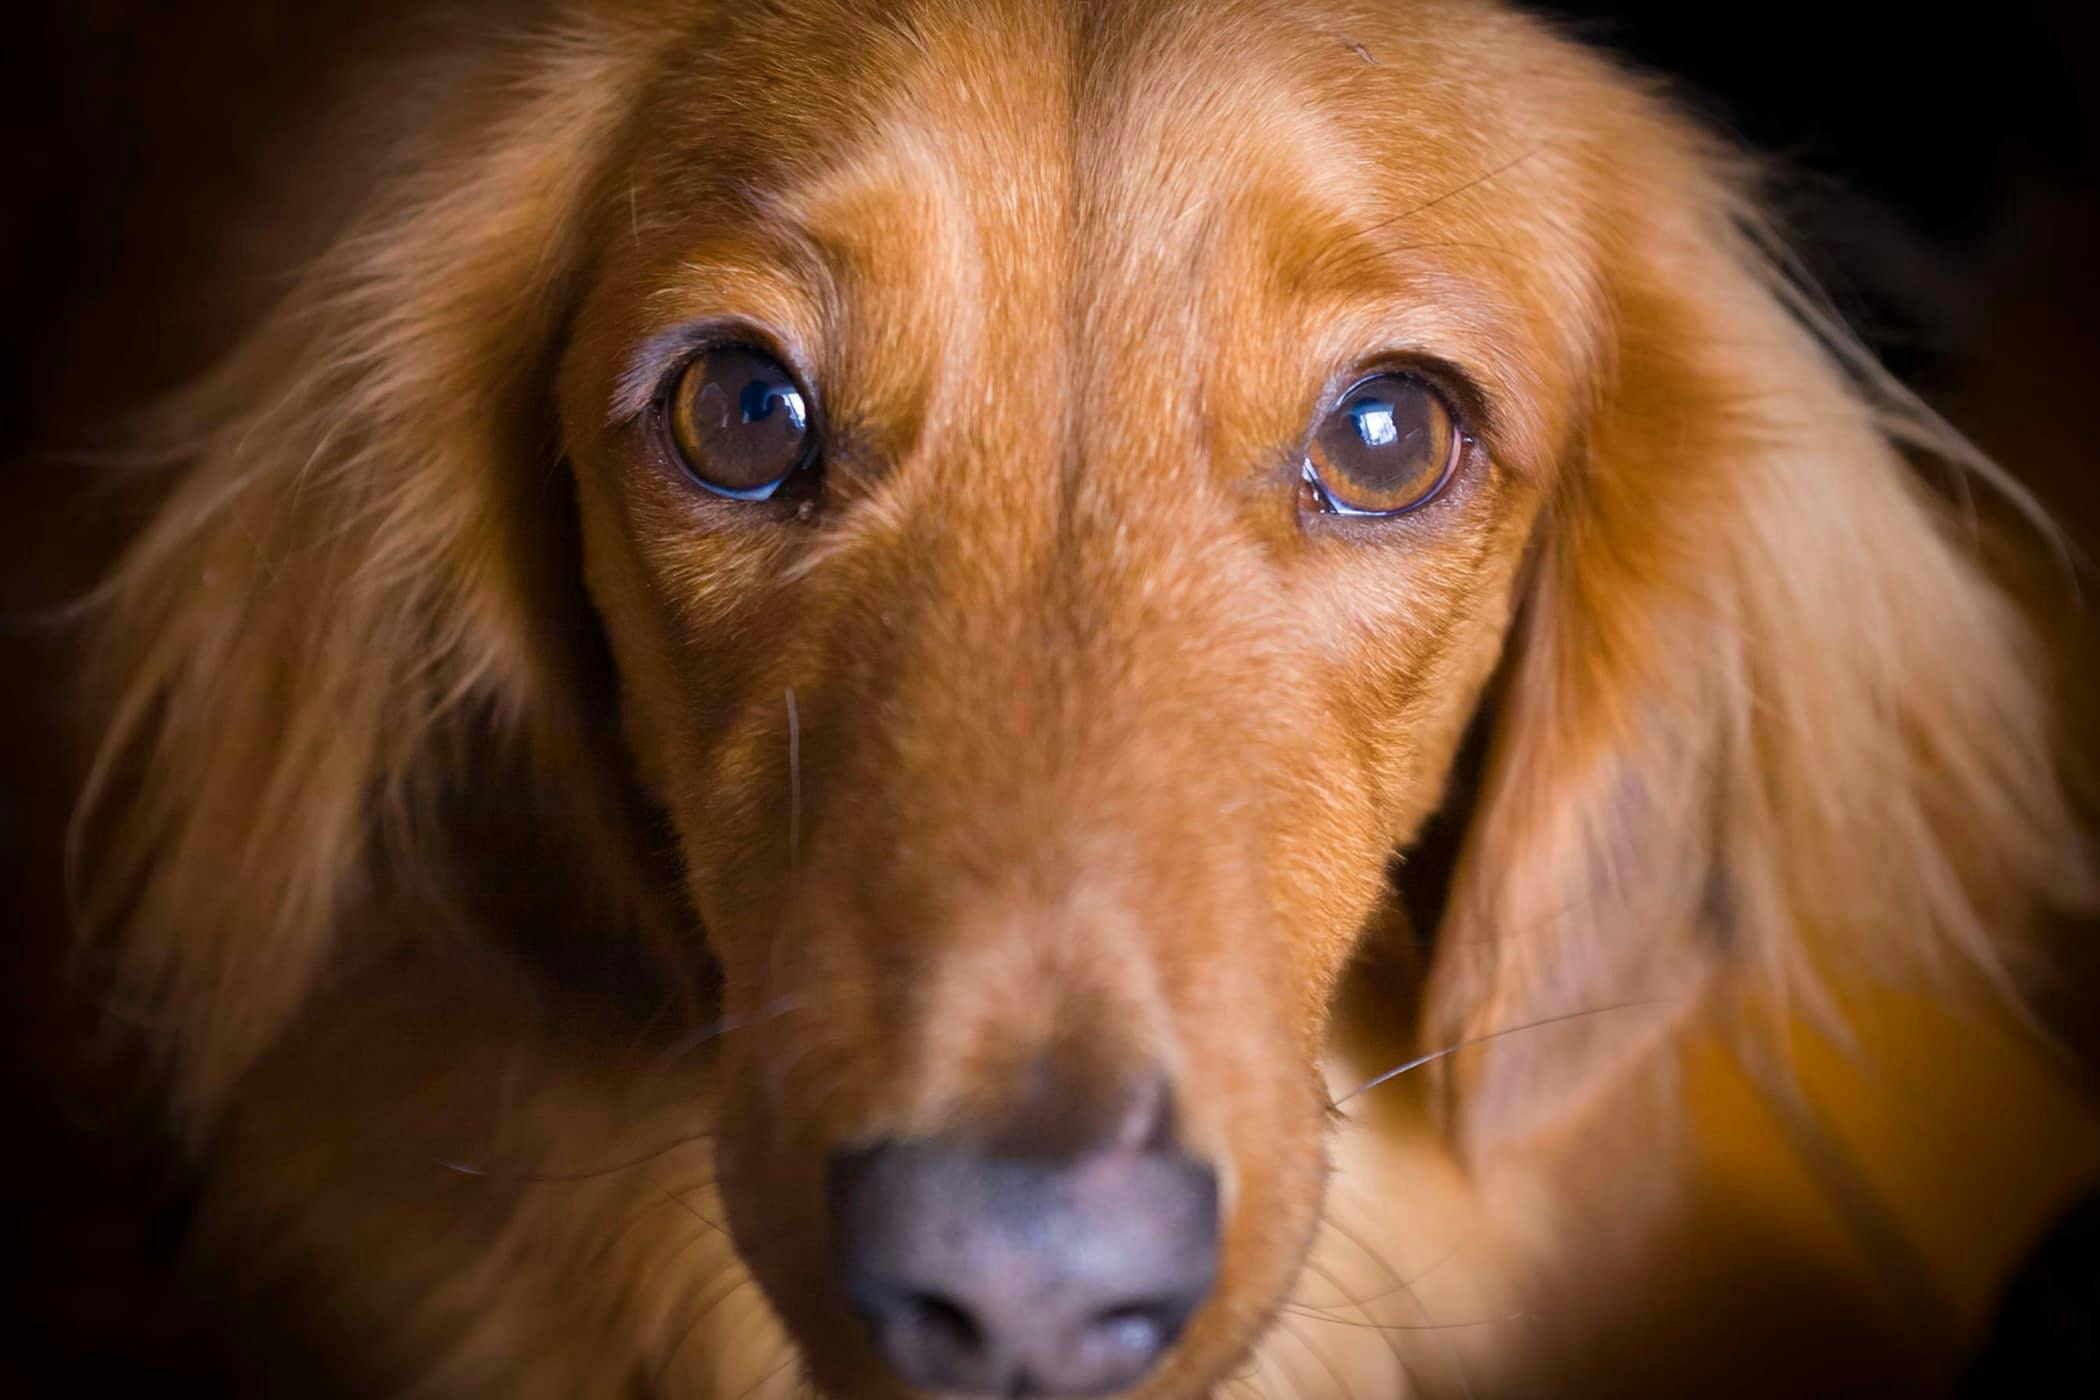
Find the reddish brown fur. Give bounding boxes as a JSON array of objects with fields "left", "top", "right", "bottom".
[{"left": 73, "top": 1, "right": 2098, "bottom": 1395}]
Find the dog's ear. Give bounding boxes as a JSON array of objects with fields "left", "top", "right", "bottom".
[
  {"left": 75, "top": 20, "right": 661, "bottom": 1130},
  {"left": 1420, "top": 104, "right": 2094, "bottom": 1155}
]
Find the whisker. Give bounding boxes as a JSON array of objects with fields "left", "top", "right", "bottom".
[
  {"left": 661, "top": 1186, "right": 733, "bottom": 1244},
  {"left": 1385, "top": 144, "right": 1547, "bottom": 230},
  {"left": 1276, "top": 1313, "right": 1356, "bottom": 1400},
  {"left": 734, "top": 1349, "right": 802, "bottom": 1400},
  {"left": 1321, "top": 1240, "right": 1465, "bottom": 1313},
  {"left": 600, "top": 1179, "right": 722, "bottom": 1256},
  {"left": 1330, "top": 999, "right": 1662, "bottom": 1109},
  {"left": 1312, "top": 1215, "right": 1475, "bottom": 1398},
  {"left": 1300, "top": 147, "right": 1549, "bottom": 286},
  {"left": 441, "top": 998, "right": 807, "bottom": 1186},
  {"left": 1293, "top": 1256, "right": 1419, "bottom": 1391},
  {"left": 643, "top": 993, "right": 809, "bottom": 1084},
  {"left": 1224, "top": 1345, "right": 1267, "bottom": 1386},
  {"left": 1392, "top": 1278, "right": 1476, "bottom": 1400},
  {"left": 655, "top": 1275, "right": 758, "bottom": 1391},
  {"left": 1283, "top": 1303, "right": 1531, "bottom": 1334},
  {"left": 784, "top": 686, "right": 802, "bottom": 868},
  {"left": 439, "top": 1127, "right": 714, "bottom": 1185}
]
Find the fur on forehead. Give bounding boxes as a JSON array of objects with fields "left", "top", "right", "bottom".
[{"left": 569, "top": 0, "right": 1625, "bottom": 485}]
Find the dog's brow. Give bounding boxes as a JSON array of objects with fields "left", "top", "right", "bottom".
[
  {"left": 604, "top": 243, "right": 832, "bottom": 430},
  {"left": 604, "top": 143, "right": 978, "bottom": 433}
]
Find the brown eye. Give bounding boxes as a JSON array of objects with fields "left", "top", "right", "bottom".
[
  {"left": 663, "top": 345, "right": 814, "bottom": 500},
  {"left": 1301, "top": 373, "right": 1462, "bottom": 517}
]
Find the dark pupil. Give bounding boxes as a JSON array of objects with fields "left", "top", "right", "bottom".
[
  {"left": 1327, "top": 384, "right": 1431, "bottom": 490},
  {"left": 678, "top": 347, "right": 809, "bottom": 494}
]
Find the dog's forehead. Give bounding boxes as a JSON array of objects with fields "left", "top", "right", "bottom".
[{"left": 595, "top": 0, "right": 1601, "bottom": 475}]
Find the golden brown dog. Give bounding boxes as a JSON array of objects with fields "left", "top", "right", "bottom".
[{"left": 70, "top": 0, "right": 2099, "bottom": 1394}]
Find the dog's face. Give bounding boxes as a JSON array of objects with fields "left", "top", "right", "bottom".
[
  {"left": 560, "top": 3, "right": 1587, "bottom": 1392},
  {"left": 79, "top": 0, "right": 2086, "bottom": 1393}
]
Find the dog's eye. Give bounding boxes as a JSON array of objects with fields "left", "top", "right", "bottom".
[
  {"left": 1301, "top": 374, "right": 1461, "bottom": 517},
  {"left": 663, "top": 346, "right": 814, "bottom": 500}
]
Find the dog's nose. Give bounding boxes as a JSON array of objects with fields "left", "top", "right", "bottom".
[{"left": 827, "top": 1122, "right": 1218, "bottom": 1396}]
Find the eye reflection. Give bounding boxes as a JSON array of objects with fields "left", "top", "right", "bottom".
[
  {"left": 731, "top": 377, "right": 806, "bottom": 434},
  {"left": 1351, "top": 401, "right": 1398, "bottom": 448}
]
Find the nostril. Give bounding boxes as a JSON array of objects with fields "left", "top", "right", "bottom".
[
  {"left": 900, "top": 1289, "right": 983, "bottom": 1355},
  {"left": 844, "top": 1275, "right": 995, "bottom": 1388},
  {"left": 841, "top": 1272, "right": 981, "bottom": 1346},
  {"left": 830, "top": 1140, "right": 1216, "bottom": 1395}
]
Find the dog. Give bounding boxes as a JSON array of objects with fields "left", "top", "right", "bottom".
[{"left": 64, "top": 0, "right": 2100, "bottom": 1394}]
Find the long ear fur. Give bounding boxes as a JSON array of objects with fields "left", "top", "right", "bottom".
[
  {"left": 73, "top": 15, "right": 665, "bottom": 1131},
  {"left": 1423, "top": 97, "right": 2096, "bottom": 1154}
]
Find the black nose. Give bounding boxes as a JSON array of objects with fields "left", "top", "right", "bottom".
[{"left": 827, "top": 1134, "right": 1218, "bottom": 1396}]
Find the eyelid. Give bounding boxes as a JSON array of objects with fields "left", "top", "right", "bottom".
[
  {"left": 612, "top": 319, "right": 818, "bottom": 430},
  {"left": 1322, "top": 353, "right": 1491, "bottom": 444}
]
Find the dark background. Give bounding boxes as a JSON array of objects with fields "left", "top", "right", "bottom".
[{"left": 4, "top": 2, "right": 2097, "bottom": 1391}]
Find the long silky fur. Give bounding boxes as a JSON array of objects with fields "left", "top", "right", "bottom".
[
  {"left": 64, "top": 1, "right": 2096, "bottom": 1393},
  {"left": 71, "top": 12, "right": 676, "bottom": 1130},
  {"left": 1418, "top": 111, "right": 2095, "bottom": 1151}
]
